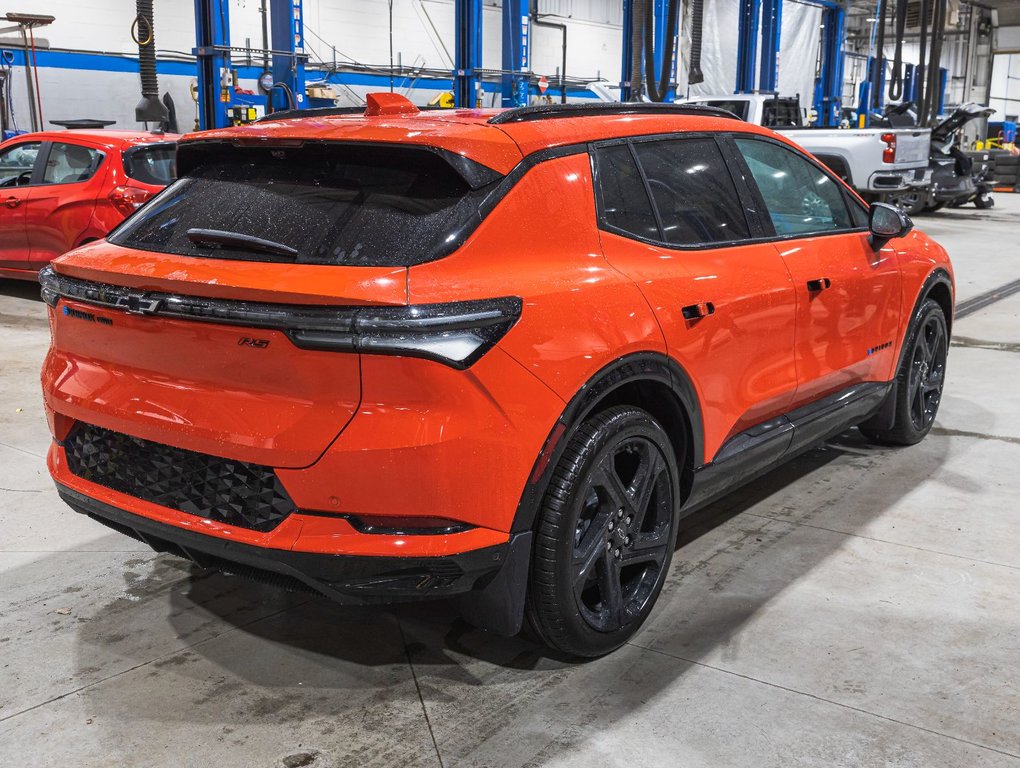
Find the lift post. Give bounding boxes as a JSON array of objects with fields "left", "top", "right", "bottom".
[
  {"left": 812, "top": 2, "right": 845, "bottom": 126},
  {"left": 269, "top": 0, "right": 306, "bottom": 112},
  {"left": 454, "top": 0, "right": 482, "bottom": 108},
  {"left": 735, "top": 0, "right": 761, "bottom": 93},
  {"left": 758, "top": 0, "right": 782, "bottom": 92},
  {"left": 651, "top": 0, "right": 680, "bottom": 101},
  {"left": 193, "top": 0, "right": 306, "bottom": 129},
  {"left": 501, "top": 0, "right": 530, "bottom": 107}
]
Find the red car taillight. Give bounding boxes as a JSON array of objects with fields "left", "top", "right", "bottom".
[
  {"left": 881, "top": 133, "right": 897, "bottom": 164},
  {"left": 108, "top": 185, "right": 154, "bottom": 217}
]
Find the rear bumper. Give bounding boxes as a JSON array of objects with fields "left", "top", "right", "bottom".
[{"left": 57, "top": 482, "right": 520, "bottom": 604}]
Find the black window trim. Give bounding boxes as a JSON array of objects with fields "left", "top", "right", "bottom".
[
  {"left": 727, "top": 133, "right": 870, "bottom": 243},
  {"left": 37, "top": 140, "right": 107, "bottom": 188},
  {"left": 0, "top": 139, "right": 47, "bottom": 187},
  {"left": 591, "top": 130, "right": 872, "bottom": 252},
  {"left": 122, "top": 140, "right": 178, "bottom": 184},
  {"left": 591, "top": 131, "right": 765, "bottom": 251}
]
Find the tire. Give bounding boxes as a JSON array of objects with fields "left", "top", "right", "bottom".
[
  {"left": 889, "top": 190, "right": 926, "bottom": 216},
  {"left": 860, "top": 299, "right": 948, "bottom": 446},
  {"left": 975, "top": 192, "right": 995, "bottom": 209},
  {"left": 526, "top": 406, "right": 681, "bottom": 657}
]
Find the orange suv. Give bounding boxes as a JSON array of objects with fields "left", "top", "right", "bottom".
[{"left": 40, "top": 94, "right": 953, "bottom": 657}]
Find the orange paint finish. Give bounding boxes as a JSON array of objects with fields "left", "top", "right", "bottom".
[
  {"left": 43, "top": 300, "right": 362, "bottom": 468},
  {"left": 55, "top": 241, "right": 408, "bottom": 306},
  {"left": 409, "top": 153, "right": 667, "bottom": 402},
  {"left": 39, "top": 100, "right": 955, "bottom": 581},
  {"left": 181, "top": 113, "right": 523, "bottom": 175},
  {"left": 599, "top": 230, "right": 799, "bottom": 458},
  {"left": 48, "top": 443, "right": 506, "bottom": 557},
  {"left": 277, "top": 347, "right": 565, "bottom": 533},
  {"left": 775, "top": 231, "right": 902, "bottom": 406}
]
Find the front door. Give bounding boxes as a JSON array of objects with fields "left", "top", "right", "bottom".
[
  {"left": 732, "top": 137, "right": 902, "bottom": 405},
  {"left": 27, "top": 140, "right": 107, "bottom": 265},
  {"left": 0, "top": 140, "right": 44, "bottom": 270},
  {"left": 592, "top": 136, "right": 799, "bottom": 464}
]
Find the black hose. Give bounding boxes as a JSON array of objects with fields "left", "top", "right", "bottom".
[
  {"left": 888, "top": 0, "right": 908, "bottom": 101},
  {"left": 136, "top": 0, "right": 158, "bottom": 98},
  {"left": 642, "top": 0, "right": 680, "bottom": 102},
  {"left": 688, "top": 0, "right": 705, "bottom": 85},
  {"left": 873, "top": 0, "right": 886, "bottom": 108},
  {"left": 926, "top": 0, "right": 947, "bottom": 123},
  {"left": 916, "top": 0, "right": 929, "bottom": 116},
  {"left": 629, "top": 0, "right": 645, "bottom": 100}
]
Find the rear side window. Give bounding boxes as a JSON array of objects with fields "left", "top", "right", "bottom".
[
  {"left": 124, "top": 144, "right": 177, "bottom": 186},
  {"left": 631, "top": 138, "right": 750, "bottom": 246},
  {"left": 42, "top": 142, "right": 103, "bottom": 185},
  {"left": 109, "top": 142, "right": 491, "bottom": 267},
  {"left": 735, "top": 138, "right": 852, "bottom": 237},
  {"left": 595, "top": 144, "right": 659, "bottom": 241}
]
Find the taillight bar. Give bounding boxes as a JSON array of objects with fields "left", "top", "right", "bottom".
[{"left": 39, "top": 266, "right": 521, "bottom": 369}]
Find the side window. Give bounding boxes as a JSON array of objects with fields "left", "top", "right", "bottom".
[
  {"left": 41, "top": 142, "right": 103, "bottom": 185},
  {"left": 594, "top": 144, "right": 659, "bottom": 241},
  {"left": 632, "top": 138, "right": 750, "bottom": 246},
  {"left": 734, "top": 138, "right": 853, "bottom": 237},
  {"left": 0, "top": 142, "right": 42, "bottom": 187}
]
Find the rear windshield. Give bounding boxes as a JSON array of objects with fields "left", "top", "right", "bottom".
[
  {"left": 108, "top": 142, "right": 489, "bottom": 267},
  {"left": 124, "top": 144, "right": 177, "bottom": 185}
]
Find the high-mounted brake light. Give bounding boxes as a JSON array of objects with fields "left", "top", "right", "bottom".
[
  {"left": 881, "top": 132, "right": 897, "bottom": 164},
  {"left": 39, "top": 267, "right": 521, "bottom": 370}
]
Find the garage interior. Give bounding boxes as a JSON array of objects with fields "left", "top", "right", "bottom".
[{"left": 2, "top": 0, "right": 1020, "bottom": 766}]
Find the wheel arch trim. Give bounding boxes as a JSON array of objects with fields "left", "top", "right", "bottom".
[{"left": 510, "top": 351, "right": 704, "bottom": 534}]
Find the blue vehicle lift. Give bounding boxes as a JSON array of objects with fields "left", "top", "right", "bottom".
[
  {"left": 811, "top": 2, "right": 845, "bottom": 126},
  {"left": 736, "top": 0, "right": 846, "bottom": 125},
  {"left": 501, "top": 0, "right": 530, "bottom": 107},
  {"left": 454, "top": 0, "right": 483, "bottom": 108},
  {"left": 193, "top": 0, "right": 307, "bottom": 129}
]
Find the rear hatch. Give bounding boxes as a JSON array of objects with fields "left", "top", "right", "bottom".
[
  {"left": 890, "top": 129, "right": 931, "bottom": 167},
  {"left": 44, "top": 135, "right": 506, "bottom": 468}
]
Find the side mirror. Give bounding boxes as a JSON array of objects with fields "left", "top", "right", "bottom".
[{"left": 868, "top": 202, "right": 913, "bottom": 249}]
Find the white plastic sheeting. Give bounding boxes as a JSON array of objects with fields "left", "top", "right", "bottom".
[{"left": 680, "top": 0, "right": 821, "bottom": 105}]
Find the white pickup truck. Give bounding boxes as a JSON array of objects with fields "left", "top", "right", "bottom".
[{"left": 683, "top": 94, "right": 931, "bottom": 203}]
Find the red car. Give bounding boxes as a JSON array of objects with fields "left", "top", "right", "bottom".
[
  {"left": 40, "top": 96, "right": 952, "bottom": 657},
  {"left": 0, "top": 129, "right": 177, "bottom": 280}
]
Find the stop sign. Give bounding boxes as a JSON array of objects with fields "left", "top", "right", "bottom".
[{"left": 538, "top": 75, "right": 549, "bottom": 94}]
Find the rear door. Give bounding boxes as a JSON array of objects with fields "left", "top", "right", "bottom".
[
  {"left": 592, "top": 135, "right": 799, "bottom": 463},
  {"left": 27, "top": 139, "right": 108, "bottom": 265},
  {"left": 0, "top": 140, "right": 44, "bottom": 269},
  {"left": 731, "top": 136, "right": 901, "bottom": 405}
]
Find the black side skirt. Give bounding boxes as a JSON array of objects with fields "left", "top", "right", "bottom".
[{"left": 684, "top": 381, "right": 890, "bottom": 515}]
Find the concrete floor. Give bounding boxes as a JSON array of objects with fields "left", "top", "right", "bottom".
[{"left": 1, "top": 198, "right": 1019, "bottom": 768}]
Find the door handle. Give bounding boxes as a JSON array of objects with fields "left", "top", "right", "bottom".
[
  {"left": 681, "top": 302, "right": 715, "bottom": 320},
  {"left": 4, "top": 196, "right": 20, "bottom": 209},
  {"left": 806, "top": 278, "right": 832, "bottom": 292}
]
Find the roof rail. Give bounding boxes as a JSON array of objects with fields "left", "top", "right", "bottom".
[
  {"left": 256, "top": 102, "right": 452, "bottom": 124},
  {"left": 487, "top": 102, "right": 740, "bottom": 125},
  {"left": 256, "top": 106, "right": 365, "bottom": 123}
]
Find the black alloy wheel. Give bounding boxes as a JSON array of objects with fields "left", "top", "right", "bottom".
[
  {"left": 571, "top": 435, "right": 673, "bottom": 633},
  {"left": 527, "top": 406, "right": 681, "bottom": 657},
  {"left": 860, "top": 298, "right": 949, "bottom": 446},
  {"left": 907, "top": 311, "right": 948, "bottom": 432}
]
